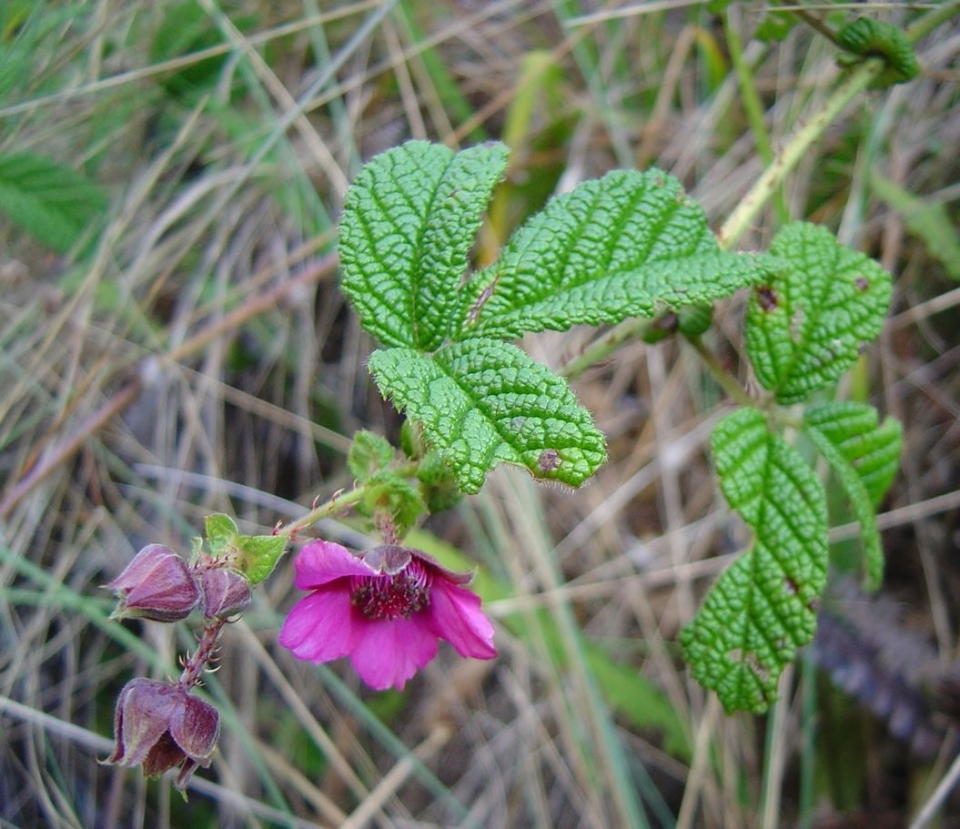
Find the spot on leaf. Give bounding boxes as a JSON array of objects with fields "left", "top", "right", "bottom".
[
  {"left": 757, "top": 285, "right": 778, "bottom": 311},
  {"left": 538, "top": 449, "right": 561, "bottom": 472}
]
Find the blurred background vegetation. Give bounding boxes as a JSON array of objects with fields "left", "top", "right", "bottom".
[{"left": 1, "top": 1, "right": 959, "bottom": 827}]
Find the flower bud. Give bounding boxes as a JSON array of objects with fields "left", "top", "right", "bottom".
[
  {"left": 107, "top": 544, "right": 200, "bottom": 622},
  {"left": 105, "top": 678, "right": 220, "bottom": 790},
  {"left": 197, "top": 567, "right": 251, "bottom": 619}
]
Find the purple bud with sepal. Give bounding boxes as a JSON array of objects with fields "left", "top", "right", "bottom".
[
  {"left": 104, "top": 678, "right": 220, "bottom": 790},
  {"left": 107, "top": 544, "right": 200, "bottom": 622},
  {"left": 198, "top": 566, "right": 251, "bottom": 619}
]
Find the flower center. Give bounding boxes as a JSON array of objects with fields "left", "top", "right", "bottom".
[{"left": 349, "top": 561, "right": 430, "bottom": 620}]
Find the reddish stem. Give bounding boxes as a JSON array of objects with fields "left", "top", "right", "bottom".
[{"left": 178, "top": 617, "right": 227, "bottom": 691}]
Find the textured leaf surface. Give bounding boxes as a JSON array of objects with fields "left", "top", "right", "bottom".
[
  {"left": 681, "top": 407, "right": 828, "bottom": 713},
  {"left": 0, "top": 152, "right": 107, "bottom": 252},
  {"left": 368, "top": 339, "right": 606, "bottom": 493},
  {"left": 838, "top": 17, "right": 919, "bottom": 87},
  {"left": 804, "top": 403, "right": 902, "bottom": 508},
  {"left": 745, "top": 222, "right": 892, "bottom": 404},
  {"left": 804, "top": 403, "right": 901, "bottom": 588},
  {"left": 456, "top": 169, "right": 769, "bottom": 341},
  {"left": 339, "top": 140, "right": 508, "bottom": 350}
]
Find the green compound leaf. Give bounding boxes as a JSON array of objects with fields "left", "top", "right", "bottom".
[
  {"left": 339, "top": 140, "right": 508, "bottom": 351},
  {"left": 456, "top": 168, "right": 769, "bottom": 341},
  {"left": 368, "top": 338, "right": 606, "bottom": 494},
  {"left": 0, "top": 152, "right": 107, "bottom": 253},
  {"left": 745, "top": 222, "right": 892, "bottom": 405},
  {"left": 680, "top": 407, "right": 828, "bottom": 713},
  {"left": 838, "top": 17, "right": 919, "bottom": 88}
]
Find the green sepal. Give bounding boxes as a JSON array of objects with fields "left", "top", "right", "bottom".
[
  {"left": 348, "top": 430, "right": 396, "bottom": 483},
  {"left": 358, "top": 470, "right": 426, "bottom": 539},
  {"left": 837, "top": 17, "right": 919, "bottom": 88},
  {"left": 234, "top": 534, "right": 286, "bottom": 586},
  {"left": 417, "top": 451, "right": 463, "bottom": 513},
  {"left": 457, "top": 168, "right": 769, "bottom": 341},
  {"left": 368, "top": 338, "right": 607, "bottom": 493},
  {"left": 202, "top": 513, "right": 285, "bottom": 585},
  {"left": 680, "top": 407, "right": 828, "bottom": 713},
  {"left": 399, "top": 420, "right": 424, "bottom": 459},
  {"left": 745, "top": 222, "right": 892, "bottom": 405},
  {"left": 204, "top": 513, "right": 240, "bottom": 558},
  {"left": 338, "top": 140, "right": 508, "bottom": 350}
]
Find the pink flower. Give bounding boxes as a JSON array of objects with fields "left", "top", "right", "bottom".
[{"left": 278, "top": 541, "right": 496, "bottom": 690}]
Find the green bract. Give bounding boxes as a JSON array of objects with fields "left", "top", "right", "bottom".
[
  {"left": 339, "top": 141, "right": 766, "bottom": 492},
  {"left": 681, "top": 408, "right": 829, "bottom": 713},
  {"left": 745, "top": 222, "right": 892, "bottom": 404}
]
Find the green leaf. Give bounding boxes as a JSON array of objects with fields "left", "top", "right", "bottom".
[
  {"left": 837, "top": 17, "right": 919, "bottom": 88},
  {"left": 368, "top": 338, "right": 606, "bottom": 493},
  {"left": 680, "top": 407, "right": 828, "bottom": 713},
  {"left": 745, "top": 222, "right": 892, "bottom": 405},
  {"left": 803, "top": 403, "right": 900, "bottom": 590},
  {"left": 804, "top": 402, "right": 902, "bottom": 508},
  {"left": 870, "top": 172, "right": 960, "bottom": 281},
  {"left": 755, "top": 9, "right": 797, "bottom": 43},
  {"left": 339, "top": 140, "right": 509, "bottom": 350},
  {"left": 457, "top": 168, "right": 768, "bottom": 341},
  {"left": 0, "top": 152, "right": 107, "bottom": 252}
]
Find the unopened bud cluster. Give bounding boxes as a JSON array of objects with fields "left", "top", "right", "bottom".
[
  {"left": 107, "top": 543, "right": 251, "bottom": 623},
  {"left": 103, "top": 543, "right": 252, "bottom": 791}
]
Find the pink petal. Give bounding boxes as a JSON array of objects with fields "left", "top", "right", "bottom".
[
  {"left": 278, "top": 587, "right": 358, "bottom": 663},
  {"left": 293, "top": 540, "right": 375, "bottom": 590},
  {"left": 424, "top": 583, "right": 497, "bottom": 659},
  {"left": 349, "top": 617, "right": 439, "bottom": 691}
]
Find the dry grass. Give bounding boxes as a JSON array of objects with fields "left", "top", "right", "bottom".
[{"left": 2, "top": 2, "right": 960, "bottom": 827}]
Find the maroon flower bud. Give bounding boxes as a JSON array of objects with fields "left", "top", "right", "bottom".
[
  {"left": 197, "top": 567, "right": 251, "bottom": 619},
  {"left": 105, "top": 678, "right": 220, "bottom": 790},
  {"left": 107, "top": 544, "right": 200, "bottom": 622}
]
